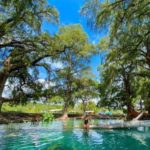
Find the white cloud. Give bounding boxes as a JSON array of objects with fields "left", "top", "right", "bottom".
[
  {"left": 2, "top": 80, "right": 16, "bottom": 98},
  {"left": 36, "top": 79, "right": 56, "bottom": 89},
  {"left": 41, "top": 58, "right": 63, "bottom": 69},
  {"left": 52, "top": 61, "right": 63, "bottom": 69}
]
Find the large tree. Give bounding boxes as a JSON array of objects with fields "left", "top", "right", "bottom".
[
  {"left": 0, "top": 0, "right": 59, "bottom": 112},
  {"left": 81, "top": 0, "right": 150, "bottom": 116},
  {"left": 81, "top": 0, "right": 150, "bottom": 76},
  {"left": 74, "top": 77, "right": 99, "bottom": 114},
  {"left": 53, "top": 25, "right": 94, "bottom": 118},
  {"left": 98, "top": 46, "right": 140, "bottom": 118}
]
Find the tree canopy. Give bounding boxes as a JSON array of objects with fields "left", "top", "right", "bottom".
[
  {"left": 51, "top": 25, "right": 95, "bottom": 117},
  {"left": 0, "top": 0, "right": 59, "bottom": 111},
  {"left": 81, "top": 0, "right": 150, "bottom": 117},
  {"left": 1, "top": 0, "right": 149, "bottom": 119}
]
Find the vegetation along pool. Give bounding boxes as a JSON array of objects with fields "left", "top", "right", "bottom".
[{"left": 0, "top": 119, "right": 150, "bottom": 150}]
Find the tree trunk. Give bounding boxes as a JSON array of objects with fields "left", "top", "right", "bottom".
[
  {"left": 0, "top": 72, "right": 8, "bottom": 113},
  {"left": 0, "top": 100, "right": 3, "bottom": 113},
  {"left": 60, "top": 53, "right": 73, "bottom": 120},
  {"left": 146, "top": 52, "right": 150, "bottom": 68},
  {"left": 122, "top": 72, "right": 138, "bottom": 120},
  {"left": 148, "top": 109, "right": 150, "bottom": 115},
  {"left": 60, "top": 102, "right": 69, "bottom": 120},
  {"left": 145, "top": 39, "right": 150, "bottom": 67},
  {"left": 127, "top": 104, "right": 137, "bottom": 115},
  {"left": 126, "top": 104, "right": 138, "bottom": 120},
  {"left": 0, "top": 72, "right": 8, "bottom": 97},
  {"left": 82, "top": 100, "right": 88, "bottom": 115}
]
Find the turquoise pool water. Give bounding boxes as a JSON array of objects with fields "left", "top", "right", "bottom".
[{"left": 0, "top": 119, "right": 150, "bottom": 150}]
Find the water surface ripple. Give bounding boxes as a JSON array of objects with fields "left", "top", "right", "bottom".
[{"left": 0, "top": 119, "right": 150, "bottom": 150}]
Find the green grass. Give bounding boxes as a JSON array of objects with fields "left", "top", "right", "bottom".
[
  {"left": 2, "top": 103, "right": 62, "bottom": 113},
  {"left": 2, "top": 102, "right": 124, "bottom": 116}
]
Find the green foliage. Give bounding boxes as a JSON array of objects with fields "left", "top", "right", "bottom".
[
  {"left": 2, "top": 0, "right": 149, "bottom": 117},
  {"left": 86, "top": 101, "right": 98, "bottom": 112},
  {"left": 0, "top": 1, "right": 95, "bottom": 115},
  {"left": 2, "top": 101, "right": 124, "bottom": 116},
  {"left": 81, "top": 0, "right": 150, "bottom": 114},
  {"left": 0, "top": 0, "right": 58, "bottom": 35},
  {"left": 56, "top": 24, "right": 95, "bottom": 57},
  {"left": 52, "top": 25, "right": 95, "bottom": 113},
  {"left": 97, "top": 37, "right": 110, "bottom": 51},
  {"left": 0, "top": 0, "right": 60, "bottom": 109},
  {"left": 2, "top": 103, "right": 62, "bottom": 113},
  {"left": 74, "top": 77, "right": 99, "bottom": 113},
  {"left": 49, "top": 96, "right": 64, "bottom": 104},
  {"left": 74, "top": 101, "right": 99, "bottom": 113},
  {"left": 42, "top": 112, "right": 54, "bottom": 122}
]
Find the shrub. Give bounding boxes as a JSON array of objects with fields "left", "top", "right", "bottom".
[{"left": 42, "top": 112, "right": 54, "bottom": 122}]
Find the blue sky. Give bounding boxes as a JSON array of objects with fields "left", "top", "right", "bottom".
[{"left": 42, "top": 0, "right": 107, "bottom": 80}]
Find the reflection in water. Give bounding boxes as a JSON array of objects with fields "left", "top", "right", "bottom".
[
  {"left": 0, "top": 120, "right": 150, "bottom": 150},
  {"left": 83, "top": 129, "right": 89, "bottom": 138}
]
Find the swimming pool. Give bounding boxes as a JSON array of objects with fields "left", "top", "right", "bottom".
[{"left": 0, "top": 119, "right": 150, "bottom": 150}]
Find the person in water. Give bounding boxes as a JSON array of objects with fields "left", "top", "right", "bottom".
[{"left": 83, "top": 115, "right": 90, "bottom": 129}]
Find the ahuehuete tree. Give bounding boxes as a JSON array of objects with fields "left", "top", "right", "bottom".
[
  {"left": 135, "top": 78, "right": 150, "bottom": 114},
  {"left": 81, "top": 0, "right": 150, "bottom": 116},
  {"left": 74, "top": 77, "right": 99, "bottom": 114},
  {"left": 53, "top": 25, "right": 95, "bottom": 119},
  {"left": 98, "top": 45, "right": 141, "bottom": 118},
  {"left": 0, "top": 0, "right": 61, "bottom": 112}
]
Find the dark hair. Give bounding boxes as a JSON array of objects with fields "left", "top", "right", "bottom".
[{"left": 85, "top": 114, "right": 88, "bottom": 118}]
